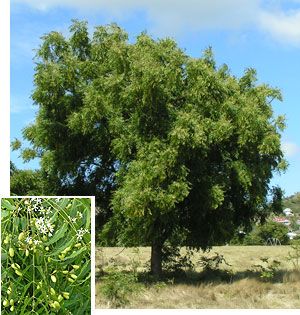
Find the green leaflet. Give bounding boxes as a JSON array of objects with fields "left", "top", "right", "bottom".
[
  {"left": 20, "top": 295, "right": 32, "bottom": 314},
  {"left": 19, "top": 281, "right": 34, "bottom": 303},
  {"left": 77, "top": 260, "right": 91, "bottom": 280},
  {"left": 85, "top": 205, "right": 91, "bottom": 230},
  {"left": 48, "top": 237, "right": 75, "bottom": 257},
  {"left": 1, "top": 210, "right": 9, "bottom": 218},
  {"left": 1, "top": 199, "right": 16, "bottom": 211},
  {"left": 45, "top": 223, "right": 68, "bottom": 245},
  {"left": 64, "top": 246, "right": 87, "bottom": 261},
  {"left": 1, "top": 253, "right": 8, "bottom": 261}
]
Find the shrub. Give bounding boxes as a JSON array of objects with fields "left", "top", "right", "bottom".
[
  {"left": 161, "top": 245, "right": 194, "bottom": 274},
  {"left": 100, "top": 270, "right": 140, "bottom": 307},
  {"left": 198, "top": 252, "right": 231, "bottom": 271},
  {"left": 243, "top": 221, "right": 289, "bottom": 245},
  {"left": 258, "top": 221, "right": 289, "bottom": 244},
  {"left": 1, "top": 197, "right": 91, "bottom": 314},
  {"left": 287, "top": 240, "right": 300, "bottom": 269},
  {"left": 197, "top": 252, "right": 233, "bottom": 282},
  {"left": 252, "top": 257, "right": 281, "bottom": 281}
]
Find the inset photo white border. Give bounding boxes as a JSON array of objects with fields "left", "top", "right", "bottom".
[
  {"left": 0, "top": 0, "right": 10, "bottom": 196},
  {"left": 1, "top": 195, "right": 95, "bottom": 314}
]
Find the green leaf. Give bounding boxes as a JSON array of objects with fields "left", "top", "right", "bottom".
[
  {"left": 1, "top": 199, "right": 16, "bottom": 211},
  {"left": 45, "top": 223, "right": 68, "bottom": 245},
  {"left": 1, "top": 210, "right": 9, "bottom": 218},
  {"left": 64, "top": 246, "right": 87, "bottom": 261}
]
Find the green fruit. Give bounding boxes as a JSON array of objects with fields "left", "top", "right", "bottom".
[
  {"left": 53, "top": 301, "right": 60, "bottom": 310},
  {"left": 9, "top": 248, "right": 14, "bottom": 257},
  {"left": 51, "top": 275, "right": 57, "bottom": 283},
  {"left": 15, "top": 270, "right": 23, "bottom": 277},
  {"left": 18, "top": 232, "right": 25, "bottom": 241},
  {"left": 50, "top": 288, "right": 56, "bottom": 295},
  {"left": 62, "top": 292, "right": 69, "bottom": 299},
  {"left": 4, "top": 235, "right": 10, "bottom": 244},
  {"left": 3, "top": 299, "right": 9, "bottom": 307}
]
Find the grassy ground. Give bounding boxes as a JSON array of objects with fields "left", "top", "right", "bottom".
[{"left": 95, "top": 246, "right": 300, "bottom": 309}]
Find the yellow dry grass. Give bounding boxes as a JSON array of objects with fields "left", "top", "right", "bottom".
[{"left": 95, "top": 246, "right": 300, "bottom": 309}]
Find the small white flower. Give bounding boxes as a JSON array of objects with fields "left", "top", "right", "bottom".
[
  {"left": 25, "top": 236, "right": 32, "bottom": 244},
  {"left": 34, "top": 198, "right": 42, "bottom": 204},
  {"left": 77, "top": 212, "right": 83, "bottom": 219},
  {"left": 35, "top": 217, "right": 55, "bottom": 236},
  {"left": 76, "top": 228, "right": 89, "bottom": 241},
  {"left": 45, "top": 207, "right": 52, "bottom": 215},
  {"left": 33, "top": 240, "right": 40, "bottom": 245}
]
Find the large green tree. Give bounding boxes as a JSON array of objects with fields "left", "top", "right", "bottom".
[{"left": 17, "top": 20, "right": 286, "bottom": 275}]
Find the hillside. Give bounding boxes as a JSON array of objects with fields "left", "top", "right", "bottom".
[{"left": 283, "top": 192, "right": 300, "bottom": 214}]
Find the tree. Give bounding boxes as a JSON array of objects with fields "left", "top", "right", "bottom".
[
  {"left": 18, "top": 20, "right": 286, "bottom": 276},
  {"left": 259, "top": 221, "right": 289, "bottom": 244},
  {"left": 10, "top": 162, "right": 45, "bottom": 196}
]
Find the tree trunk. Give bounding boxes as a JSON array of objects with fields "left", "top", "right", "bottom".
[{"left": 150, "top": 241, "right": 163, "bottom": 277}]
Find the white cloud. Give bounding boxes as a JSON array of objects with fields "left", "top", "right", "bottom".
[
  {"left": 11, "top": 0, "right": 300, "bottom": 44},
  {"left": 259, "top": 9, "right": 300, "bottom": 45},
  {"left": 12, "top": 0, "right": 261, "bottom": 35},
  {"left": 10, "top": 95, "right": 34, "bottom": 114},
  {"left": 282, "top": 141, "right": 300, "bottom": 157}
]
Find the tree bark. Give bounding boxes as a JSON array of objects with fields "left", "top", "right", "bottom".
[{"left": 150, "top": 241, "right": 163, "bottom": 277}]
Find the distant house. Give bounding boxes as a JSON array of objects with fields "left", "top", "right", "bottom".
[
  {"left": 273, "top": 216, "right": 290, "bottom": 226},
  {"left": 283, "top": 208, "right": 293, "bottom": 217},
  {"left": 287, "top": 231, "right": 297, "bottom": 240}
]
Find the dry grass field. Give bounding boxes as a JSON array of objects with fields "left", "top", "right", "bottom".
[{"left": 96, "top": 246, "right": 300, "bottom": 309}]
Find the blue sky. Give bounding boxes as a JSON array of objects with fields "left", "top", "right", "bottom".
[{"left": 11, "top": 0, "right": 300, "bottom": 197}]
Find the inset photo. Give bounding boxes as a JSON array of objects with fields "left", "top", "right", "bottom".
[{"left": 1, "top": 197, "right": 92, "bottom": 314}]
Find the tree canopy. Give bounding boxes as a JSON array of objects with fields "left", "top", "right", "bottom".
[{"left": 15, "top": 20, "right": 286, "bottom": 275}]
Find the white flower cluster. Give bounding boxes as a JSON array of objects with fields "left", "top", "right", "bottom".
[
  {"left": 35, "top": 217, "right": 55, "bottom": 237},
  {"left": 26, "top": 198, "right": 53, "bottom": 216},
  {"left": 76, "top": 228, "right": 89, "bottom": 241}
]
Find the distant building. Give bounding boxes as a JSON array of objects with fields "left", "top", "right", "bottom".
[
  {"left": 283, "top": 208, "right": 293, "bottom": 217},
  {"left": 287, "top": 231, "right": 297, "bottom": 240},
  {"left": 273, "top": 217, "right": 290, "bottom": 226}
]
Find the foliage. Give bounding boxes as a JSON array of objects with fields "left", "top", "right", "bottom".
[
  {"left": 100, "top": 270, "right": 140, "bottom": 307},
  {"left": 243, "top": 221, "right": 289, "bottom": 245},
  {"left": 257, "top": 221, "right": 289, "bottom": 244},
  {"left": 10, "top": 162, "right": 46, "bottom": 196},
  {"left": 1, "top": 198, "right": 91, "bottom": 314},
  {"left": 252, "top": 257, "right": 281, "bottom": 281},
  {"left": 242, "top": 227, "right": 265, "bottom": 245},
  {"left": 161, "top": 245, "right": 194, "bottom": 273},
  {"left": 287, "top": 240, "right": 300, "bottom": 269},
  {"left": 16, "top": 20, "right": 286, "bottom": 274},
  {"left": 283, "top": 192, "right": 300, "bottom": 214},
  {"left": 198, "top": 252, "right": 231, "bottom": 271},
  {"left": 196, "top": 252, "right": 233, "bottom": 282}
]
